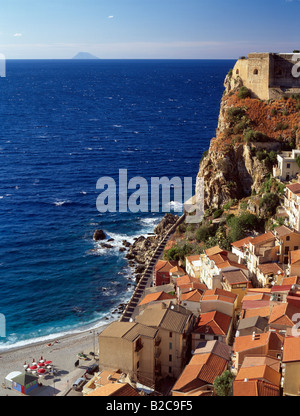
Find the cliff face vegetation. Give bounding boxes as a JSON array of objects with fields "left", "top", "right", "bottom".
[{"left": 198, "top": 72, "right": 300, "bottom": 209}]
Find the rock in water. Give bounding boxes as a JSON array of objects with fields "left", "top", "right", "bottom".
[{"left": 93, "top": 229, "right": 106, "bottom": 241}]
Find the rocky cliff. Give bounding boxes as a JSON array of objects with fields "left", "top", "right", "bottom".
[{"left": 198, "top": 70, "right": 300, "bottom": 209}]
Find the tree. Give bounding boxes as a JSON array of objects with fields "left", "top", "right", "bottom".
[
  {"left": 213, "top": 370, "right": 235, "bottom": 396},
  {"left": 296, "top": 154, "right": 300, "bottom": 169}
]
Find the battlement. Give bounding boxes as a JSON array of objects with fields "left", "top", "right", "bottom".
[{"left": 231, "top": 52, "right": 300, "bottom": 100}]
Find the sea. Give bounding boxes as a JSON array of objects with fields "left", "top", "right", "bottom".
[{"left": 0, "top": 59, "right": 234, "bottom": 350}]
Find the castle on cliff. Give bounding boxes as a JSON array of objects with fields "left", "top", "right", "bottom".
[{"left": 231, "top": 53, "right": 300, "bottom": 100}]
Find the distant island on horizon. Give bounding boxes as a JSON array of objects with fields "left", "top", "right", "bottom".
[{"left": 72, "top": 52, "right": 100, "bottom": 60}]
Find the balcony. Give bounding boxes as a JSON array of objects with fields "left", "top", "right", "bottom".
[
  {"left": 155, "top": 336, "right": 161, "bottom": 346},
  {"left": 155, "top": 347, "right": 161, "bottom": 358},
  {"left": 135, "top": 342, "right": 144, "bottom": 353},
  {"left": 155, "top": 362, "right": 161, "bottom": 376}
]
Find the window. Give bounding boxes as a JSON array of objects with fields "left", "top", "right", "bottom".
[
  {"left": 295, "top": 246, "right": 299, "bottom": 251},
  {"left": 287, "top": 164, "right": 290, "bottom": 169},
  {"left": 169, "top": 332, "right": 173, "bottom": 338},
  {"left": 169, "top": 354, "right": 172, "bottom": 362},
  {"left": 236, "top": 69, "right": 239, "bottom": 75},
  {"left": 286, "top": 236, "right": 290, "bottom": 241},
  {"left": 169, "top": 366, "right": 172, "bottom": 373},
  {"left": 285, "top": 247, "right": 290, "bottom": 255},
  {"left": 169, "top": 342, "right": 173, "bottom": 350},
  {"left": 253, "top": 69, "right": 259, "bottom": 75}
]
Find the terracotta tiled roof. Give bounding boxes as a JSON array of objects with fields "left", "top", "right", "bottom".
[
  {"left": 269, "top": 302, "right": 300, "bottom": 327},
  {"left": 270, "top": 285, "right": 292, "bottom": 293},
  {"left": 272, "top": 225, "right": 294, "bottom": 238},
  {"left": 221, "top": 269, "right": 249, "bottom": 285},
  {"left": 242, "top": 293, "right": 271, "bottom": 302},
  {"left": 176, "top": 274, "right": 198, "bottom": 287},
  {"left": 250, "top": 232, "right": 275, "bottom": 246},
  {"left": 233, "top": 380, "right": 280, "bottom": 396},
  {"left": 203, "top": 288, "right": 237, "bottom": 300},
  {"left": 217, "top": 260, "right": 248, "bottom": 271},
  {"left": 179, "top": 282, "right": 207, "bottom": 294},
  {"left": 193, "top": 340, "right": 232, "bottom": 361},
  {"left": 257, "top": 263, "right": 284, "bottom": 275},
  {"left": 155, "top": 260, "right": 178, "bottom": 273},
  {"left": 289, "top": 249, "right": 300, "bottom": 265},
  {"left": 235, "top": 365, "right": 281, "bottom": 386},
  {"left": 193, "top": 311, "right": 231, "bottom": 336},
  {"left": 282, "top": 336, "right": 300, "bottom": 363},
  {"left": 231, "top": 236, "right": 253, "bottom": 248},
  {"left": 172, "top": 352, "right": 228, "bottom": 393},
  {"left": 170, "top": 266, "right": 185, "bottom": 275},
  {"left": 286, "top": 183, "right": 300, "bottom": 194},
  {"left": 233, "top": 332, "right": 270, "bottom": 353},
  {"left": 247, "top": 288, "right": 272, "bottom": 294},
  {"left": 205, "top": 246, "right": 227, "bottom": 257},
  {"left": 242, "top": 300, "right": 270, "bottom": 310},
  {"left": 186, "top": 255, "right": 201, "bottom": 263},
  {"left": 280, "top": 276, "right": 300, "bottom": 286},
  {"left": 207, "top": 253, "right": 228, "bottom": 264},
  {"left": 139, "top": 291, "right": 176, "bottom": 306},
  {"left": 241, "top": 355, "right": 280, "bottom": 372},
  {"left": 233, "top": 331, "right": 284, "bottom": 354},
  {"left": 242, "top": 306, "right": 270, "bottom": 319},
  {"left": 87, "top": 383, "right": 140, "bottom": 396},
  {"left": 181, "top": 289, "right": 202, "bottom": 303}
]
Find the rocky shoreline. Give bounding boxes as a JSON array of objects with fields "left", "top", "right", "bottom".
[{"left": 93, "top": 213, "right": 180, "bottom": 319}]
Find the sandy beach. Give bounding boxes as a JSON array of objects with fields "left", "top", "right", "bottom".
[{"left": 0, "top": 324, "right": 109, "bottom": 396}]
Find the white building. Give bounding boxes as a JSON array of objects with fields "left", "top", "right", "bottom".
[{"left": 273, "top": 150, "right": 300, "bottom": 182}]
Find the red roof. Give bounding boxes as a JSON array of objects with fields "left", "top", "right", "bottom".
[
  {"left": 233, "top": 380, "right": 280, "bottom": 396},
  {"left": 193, "top": 311, "right": 231, "bottom": 336},
  {"left": 231, "top": 236, "right": 253, "bottom": 248},
  {"left": 250, "top": 232, "right": 275, "bottom": 246}
]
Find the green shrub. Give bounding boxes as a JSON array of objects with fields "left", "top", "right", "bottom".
[
  {"left": 275, "top": 122, "right": 289, "bottom": 131},
  {"left": 213, "top": 209, "right": 224, "bottom": 219},
  {"left": 244, "top": 129, "right": 268, "bottom": 143},
  {"left": 238, "top": 86, "right": 251, "bottom": 99},
  {"left": 195, "top": 226, "right": 211, "bottom": 243},
  {"left": 259, "top": 193, "right": 281, "bottom": 216}
]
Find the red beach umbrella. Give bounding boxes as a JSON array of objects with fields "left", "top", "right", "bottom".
[
  {"left": 38, "top": 368, "right": 46, "bottom": 374},
  {"left": 30, "top": 365, "right": 38, "bottom": 370},
  {"left": 37, "top": 362, "right": 45, "bottom": 367},
  {"left": 39, "top": 356, "right": 44, "bottom": 363},
  {"left": 44, "top": 360, "right": 52, "bottom": 365}
]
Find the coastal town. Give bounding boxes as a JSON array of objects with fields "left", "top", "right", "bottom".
[{"left": 1, "top": 51, "right": 300, "bottom": 398}]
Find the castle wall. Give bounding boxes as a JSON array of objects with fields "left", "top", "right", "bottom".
[{"left": 231, "top": 53, "right": 300, "bottom": 101}]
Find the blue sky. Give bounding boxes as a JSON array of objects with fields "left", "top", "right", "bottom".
[{"left": 1, "top": 0, "right": 300, "bottom": 59}]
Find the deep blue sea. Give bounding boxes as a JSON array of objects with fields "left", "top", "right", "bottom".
[{"left": 0, "top": 59, "right": 234, "bottom": 350}]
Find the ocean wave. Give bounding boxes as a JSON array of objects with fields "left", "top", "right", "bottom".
[{"left": 53, "top": 200, "right": 72, "bottom": 206}]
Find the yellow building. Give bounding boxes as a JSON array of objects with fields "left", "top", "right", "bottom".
[
  {"left": 282, "top": 336, "right": 300, "bottom": 396},
  {"left": 135, "top": 302, "right": 195, "bottom": 379},
  {"left": 99, "top": 321, "right": 158, "bottom": 387},
  {"left": 221, "top": 269, "right": 250, "bottom": 310}
]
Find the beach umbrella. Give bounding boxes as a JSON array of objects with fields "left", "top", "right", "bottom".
[
  {"left": 30, "top": 365, "right": 38, "bottom": 370},
  {"left": 39, "top": 356, "right": 44, "bottom": 363},
  {"left": 32, "top": 359, "right": 37, "bottom": 366},
  {"left": 38, "top": 368, "right": 46, "bottom": 374},
  {"left": 37, "top": 362, "right": 45, "bottom": 367},
  {"left": 44, "top": 360, "right": 52, "bottom": 365},
  {"left": 23, "top": 361, "right": 28, "bottom": 369}
]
